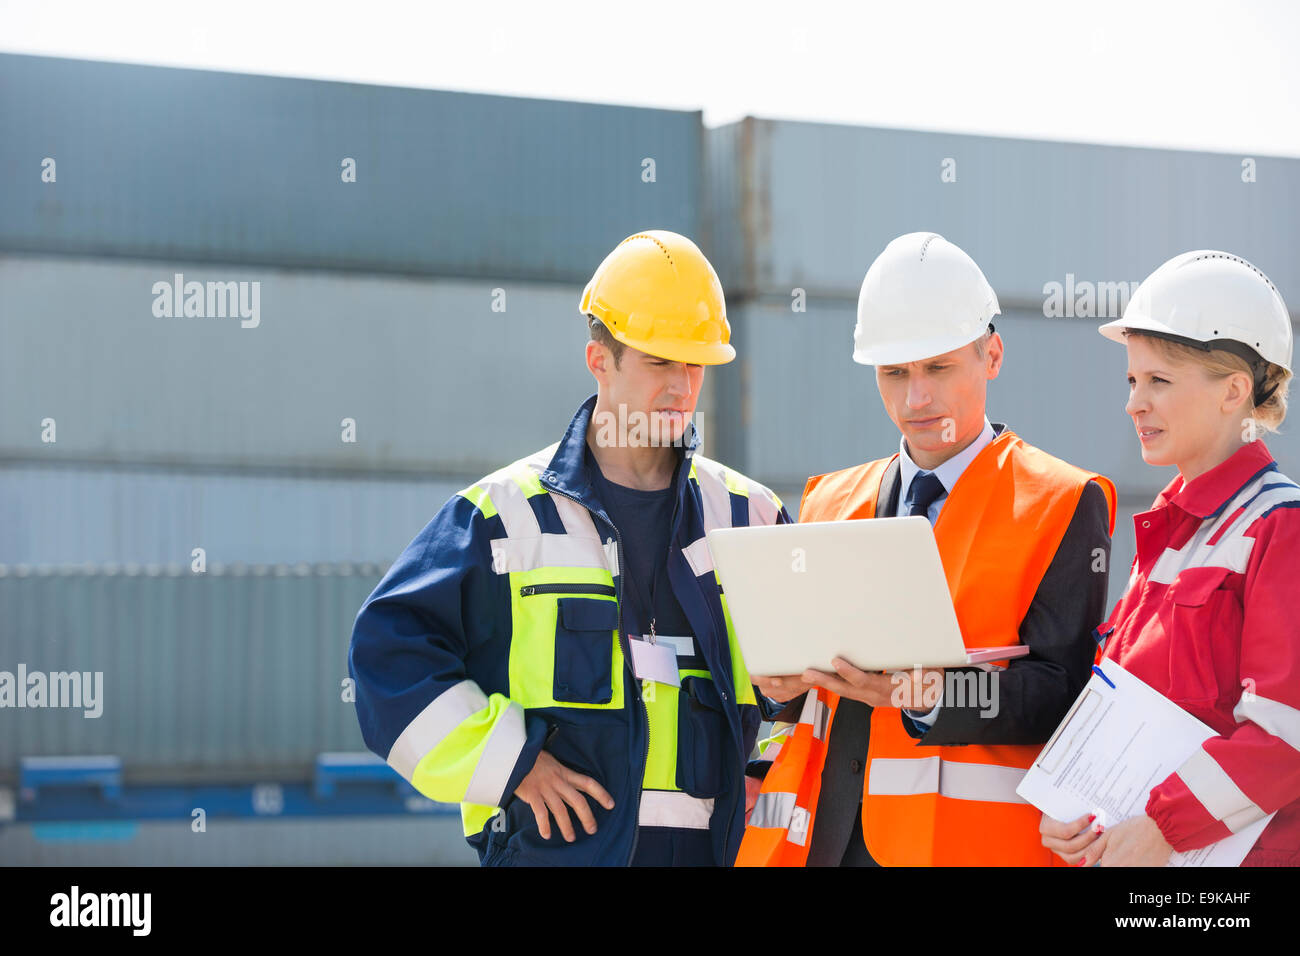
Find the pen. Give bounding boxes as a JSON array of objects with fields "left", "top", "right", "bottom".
[{"left": 1092, "top": 664, "right": 1116, "bottom": 689}]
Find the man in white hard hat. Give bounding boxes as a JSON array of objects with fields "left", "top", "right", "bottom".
[{"left": 737, "top": 232, "right": 1118, "bottom": 867}]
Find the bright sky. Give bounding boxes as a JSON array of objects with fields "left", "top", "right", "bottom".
[{"left": 3, "top": 0, "right": 1298, "bottom": 157}]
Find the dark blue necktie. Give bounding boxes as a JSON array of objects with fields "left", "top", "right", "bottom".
[{"left": 902, "top": 470, "right": 946, "bottom": 522}]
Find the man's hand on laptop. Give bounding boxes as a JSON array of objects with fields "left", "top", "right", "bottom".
[
  {"left": 801, "top": 657, "right": 944, "bottom": 710},
  {"left": 752, "top": 674, "right": 808, "bottom": 703}
]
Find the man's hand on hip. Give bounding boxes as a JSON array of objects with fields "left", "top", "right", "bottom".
[{"left": 513, "top": 749, "right": 615, "bottom": 842}]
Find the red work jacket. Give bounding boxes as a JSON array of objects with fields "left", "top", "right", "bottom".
[{"left": 1099, "top": 440, "right": 1300, "bottom": 865}]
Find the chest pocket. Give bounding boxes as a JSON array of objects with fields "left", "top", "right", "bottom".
[
  {"left": 554, "top": 597, "right": 618, "bottom": 704},
  {"left": 1164, "top": 566, "right": 1243, "bottom": 708},
  {"left": 510, "top": 578, "right": 624, "bottom": 711}
]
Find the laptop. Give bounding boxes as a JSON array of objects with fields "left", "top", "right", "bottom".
[{"left": 706, "top": 517, "right": 1031, "bottom": 675}]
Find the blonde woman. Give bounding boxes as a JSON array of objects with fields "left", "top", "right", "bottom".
[{"left": 1041, "top": 251, "right": 1300, "bottom": 866}]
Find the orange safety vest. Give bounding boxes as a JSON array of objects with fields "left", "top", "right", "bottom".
[{"left": 737, "top": 430, "right": 1116, "bottom": 866}]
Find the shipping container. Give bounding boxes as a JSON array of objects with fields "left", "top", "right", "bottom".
[
  {"left": 0, "top": 464, "right": 465, "bottom": 566},
  {"left": 0, "top": 53, "right": 702, "bottom": 282},
  {"left": 0, "top": 256, "right": 607, "bottom": 472},
  {"left": 0, "top": 563, "right": 385, "bottom": 782},
  {"left": 705, "top": 117, "right": 1300, "bottom": 308}
]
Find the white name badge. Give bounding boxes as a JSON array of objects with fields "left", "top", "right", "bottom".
[{"left": 629, "top": 637, "right": 681, "bottom": 687}]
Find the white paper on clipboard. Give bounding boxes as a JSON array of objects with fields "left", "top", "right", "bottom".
[{"left": 1016, "top": 660, "right": 1273, "bottom": 867}]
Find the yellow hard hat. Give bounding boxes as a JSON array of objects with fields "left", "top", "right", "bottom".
[{"left": 580, "top": 230, "right": 736, "bottom": 365}]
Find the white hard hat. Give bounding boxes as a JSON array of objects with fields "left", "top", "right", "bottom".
[
  {"left": 1099, "top": 250, "right": 1293, "bottom": 403},
  {"left": 853, "top": 232, "right": 1000, "bottom": 366}
]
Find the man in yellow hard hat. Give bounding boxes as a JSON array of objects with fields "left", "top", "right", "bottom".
[{"left": 349, "top": 230, "right": 791, "bottom": 865}]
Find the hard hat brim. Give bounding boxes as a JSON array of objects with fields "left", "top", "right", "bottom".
[
  {"left": 606, "top": 325, "right": 736, "bottom": 365},
  {"left": 1099, "top": 313, "right": 1283, "bottom": 377},
  {"left": 852, "top": 328, "right": 991, "bottom": 367},
  {"left": 1098, "top": 313, "right": 1191, "bottom": 347}
]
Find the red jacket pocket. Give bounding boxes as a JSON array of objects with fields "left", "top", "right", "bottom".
[{"left": 1162, "top": 566, "right": 1243, "bottom": 724}]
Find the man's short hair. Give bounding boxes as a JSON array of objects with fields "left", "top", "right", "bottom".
[
  {"left": 971, "top": 326, "right": 995, "bottom": 359},
  {"left": 588, "top": 317, "right": 626, "bottom": 368}
]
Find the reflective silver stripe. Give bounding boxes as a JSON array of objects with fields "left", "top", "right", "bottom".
[
  {"left": 1233, "top": 692, "right": 1300, "bottom": 752},
  {"left": 787, "top": 805, "right": 811, "bottom": 846},
  {"left": 695, "top": 455, "right": 783, "bottom": 531},
  {"left": 1177, "top": 748, "right": 1267, "bottom": 833},
  {"left": 748, "top": 790, "right": 796, "bottom": 829},
  {"left": 637, "top": 790, "right": 714, "bottom": 829},
  {"left": 386, "top": 680, "right": 488, "bottom": 782},
  {"left": 464, "top": 700, "right": 527, "bottom": 806},
  {"left": 1149, "top": 473, "right": 1300, "bottom": 584},
  {"left": 868, "top": 756, "right": 940, "bottom": 796},
  {"left": 1232, "top": 480, "right": 1300, "bottom": 527},
  {"left": 489, "top": 534, "right": 611, "bottom": 574},
  {"left": 550, "top": 491, "right": 601, "bottom": 540},
  {"left": 748, "top": 487, "right": 780, "bottom": 527},
  {"left": 681, "top": 536, "right": 714, "bottom": 576},
  {"left": 867, "top": 756, "right": 1028, "bottom": 803},
  {"left": 693, "top": 461, "right": 735, "bottom": 533},
  {"left": 798, "top": 693, "right": 830, "bottom": 740},
  {"left": 481, "top": 467, "right": 541, "bottom": 539},
  {"left": 938, "top": 761, "right": 1028, "bottom": 804},
  {"left": 519, "top": 443, "right": 560, "bottom": 474},
  {"left": 761, "top": 738, "right": 785, "bottom": 763},
  {"left": 547, "top": 493, "right": 620, "bottom": 575}
]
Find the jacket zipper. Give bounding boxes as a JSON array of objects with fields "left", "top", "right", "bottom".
[
  {"left": 519, "top": 583, "right": 617, "bottom": 597},
  {"left": 630, "top": 475, "right": 685, "bottom": 864},
  {"left": 662, "top": 483, "right": 738, "bottom": 864}
]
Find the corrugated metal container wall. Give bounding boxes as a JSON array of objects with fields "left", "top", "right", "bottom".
[
  {"left": 0, "top": 54, "right": 702, "bottom": 281},
  {"left": 703, "top": 119, "right": 757, "bottom": 296},
  {"left": 0, "top": 465, "right": 467, "bottom": 566},
  {"left": 707, "top": 118, "right": 1300, "bottom": 308},
  {"left": 0, "top": 256, "right": 605, "bottom": 472},
  {"left": 0, "top": 564, "right": 384, "bottom": 781}
]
